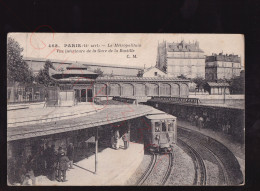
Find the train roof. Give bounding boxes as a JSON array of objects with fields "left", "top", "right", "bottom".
[{"left": 145, "top": 113, "right": 176, "bottom": 120}]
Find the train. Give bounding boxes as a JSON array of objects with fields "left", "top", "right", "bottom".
[{"left": 143, "top": 111, "right": 177, "bottom": 154}]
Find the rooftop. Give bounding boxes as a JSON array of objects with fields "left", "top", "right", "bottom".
[
  {"left": 7, "top": 104, "right": 154, "bottom": 141},
  {"left": 164, "top": 40, "right": 204, "bottom": 52},
  {"left": 96, "top": 76, "right": 190, "bottom": 82},
  {"left": 24, "top": 57, "right": 143, "bottom": 70},
  {"left": 206, "top": 53, "right": 241, "bottom": 63}
]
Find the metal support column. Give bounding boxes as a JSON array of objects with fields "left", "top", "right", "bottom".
[
  {"left": 94, "top": 126, "right": 99, "bottom": 174},
  {"left": 158, "top": 83, "right": 161, "bottom": 97}
]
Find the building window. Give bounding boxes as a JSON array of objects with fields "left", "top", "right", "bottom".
[{"left": 154, "top": 72, "right": 158, "bottom": 76}]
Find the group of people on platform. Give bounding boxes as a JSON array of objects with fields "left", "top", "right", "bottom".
[
  {"left": 10, "top": 143, "right": 75, "bottom": 185},
  {"left": 186, "top": 113, "right": 232, "bottom": 134},
  {"left": 43, "top": 143, "right": 75, "bottom": 183},
  {"left": 111, "top": 125, "right": 130, "bottom": 150}
]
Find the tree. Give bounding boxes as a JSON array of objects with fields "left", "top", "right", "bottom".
[
  {"left": 137, "top": 69, "right": 144, "bottom": 77},
  {"left": 7, "top": 37, "right": 34, "bottom": 85},
  {"left": 93, "top": 68, "right": 104, "bottom": 77},
  {"left": 162, "top": 65, "right": 167, "bottom": 73},
  {"left": 229, "top": 75, "right": 245, "bottom": 94},
  {"left": 177, "top": 74, "right": 188, "bottom": 79},
  {"left": 35, "top": 60, "right": 57, "bottom": 87},
  {"left": 192, "top": 77, "right": 207, "bottom": 91},
  {"left": 109, "top": 71, "right": 114, "bottom": 77}
]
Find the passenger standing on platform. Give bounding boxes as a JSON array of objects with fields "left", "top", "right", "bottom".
[
  {"left": 222, "top": 119, "right": 227, "bottom": 133},
  {"left": 198, "top": 116, "right": 204, "bottom": 130},
  {"left": 49, "top": 145, "right": 57, "bottom": 181},
  {"left": 194, "top": 115, "right": 199, "bottom": 127},
  {"left": 37, "top": 144, "right": 46, "bottom": 175},
  {"left": 111, "top": 129, "right": 115, "bottom": 149},
  {"left": 18, "top": 164, "right": 27, "bottom": 185},
  {"left": 114, "top": 129, "right": 120, "bottom": 150},
  {"left": 57, "top": 150, "right": 69, "bottom": 182},
  {"left": 67, "top": 143, "right": 75, "bottom": 169},
  {"left": 22, "top": 174, "right": 33, "bottom": 186},
  {"left": 205, "top": 116, "right": 210, "bottom": 129},
  {"left": 226, "top": 121, "right": 231, "bottom": 134},
  {"left": 25, "top": 155, "right": 36, "bottom": 185},
  {"left": 44, "top": 144, "right": 52, "bottom": 172},
  {"left": 122, "top": 127, "right": 130, "bottom": 150},
  {"left": 56, "top": 146, "right": 63, "bottom": 178}
]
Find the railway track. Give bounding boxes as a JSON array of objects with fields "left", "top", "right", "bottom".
[
  {"left": 136, "top": 153, "right": 173, "bottom": 185},
  {"left": 136, "top": 154, "right": 157, "bottom": 185},
  {"left": 177, "top": 138, "right": 207, "bottom": 185},
  {"left": 161, "top": 152, "right": 173, "bottom": 185},
  {"left": 178, "top": 126, "right": 243, "bottom": 185}
]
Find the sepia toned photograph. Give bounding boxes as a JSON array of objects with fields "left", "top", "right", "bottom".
[{"left": 7, "top": 33, "right": 245, "bottom": 186}]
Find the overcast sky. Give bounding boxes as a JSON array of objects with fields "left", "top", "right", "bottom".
[{"left": 9, "top": 33, "right": 244, "bottom": 69}]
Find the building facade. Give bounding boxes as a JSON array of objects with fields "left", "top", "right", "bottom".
[
  {"left": 156, "top": 40, "right": 205, "bottom": 78},
  {"left": 205, "top": 53, "right": 241, "bottom": 81}
]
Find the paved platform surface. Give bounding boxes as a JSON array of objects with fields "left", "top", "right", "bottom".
[
  {"left": 178, "top": 120, "right": 245, "bottom": 178},
  {"left": 35, "top": 143, "right": 144, "bottom": 186}
]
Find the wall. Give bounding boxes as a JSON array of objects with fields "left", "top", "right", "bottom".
[
  {"left": 189, "top": 94, "right": 244, "bottom": 99},
  {"left": 94, "top": 81, "right": 189, "bottom": 98},
  {"left": 166, "top": 57, "right": 205, "bottom": 78}
]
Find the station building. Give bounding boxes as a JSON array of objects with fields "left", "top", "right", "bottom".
[{"left": 49, "top": 65, "right": 190, "bottom": 105}]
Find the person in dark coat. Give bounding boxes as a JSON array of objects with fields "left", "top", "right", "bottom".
[
  {"left": 122, "top": 126, "right": 130, "bottom": 149},
  {"left": 57, "top": 151, "right": 69, "bottom": 182},
  {"left": 44, "top": 144, "right": 52, "bottom": 171},
  {"left": 67, "top": 143, "right": 75, "bottom": 169},
  {"left": 48, "top": 145, "right": 57, "bottom": 181}
]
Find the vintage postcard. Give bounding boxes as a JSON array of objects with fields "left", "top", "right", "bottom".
[{"left": 7, "top": 33, "right": 244, "bottom": 186}]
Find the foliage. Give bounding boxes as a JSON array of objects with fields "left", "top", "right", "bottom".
[
  {"left": 137, "top": 69, "right": 144, "bottom": 77},
  {"left": 229, "top": 75, "right": 245, "bottom": 94},
  {"left": 35, "top": 60, "right": 57, "bottom": 87},
  {"left": 162, "top": 65, "right": 167, "bottom": 73},
  {"left": 109, "top": 71, "right": 114, "bottom": 77},
  {"left": 93, "top": 68, "right": 104, "bottom": 77},
  {"left": 7, "top": 37, "right": 34, "bottom": 85},
  {"left": 192, "top": 77, "right": 207, "bottom": 90},
  {"left": 177, "top": 74, "right": 188, "bottom": 79}
]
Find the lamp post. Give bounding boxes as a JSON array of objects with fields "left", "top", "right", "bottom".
[
  {"left": 223, "top": 86, "right": 226, "bottom": 104},
  {"left": 95, "top": 126, "right": 99, "bottom": 174}
]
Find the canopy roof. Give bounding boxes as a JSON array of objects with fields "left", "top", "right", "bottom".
[
  {"left": 7, "top": 105, "right": 154, "bottom": 141},
  {"left": 49, "top": 68, "right": 99, "bottom": 79}
]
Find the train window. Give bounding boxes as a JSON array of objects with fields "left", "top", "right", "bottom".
[
  {"left": 162, "top": 122, "right": 167, "bottom": 132},
  {"left": 168, "top": 121, "right": 174, "bottom": 131},
  {"left": 155, "top": 122, "right": 160, "bottom": 132}
]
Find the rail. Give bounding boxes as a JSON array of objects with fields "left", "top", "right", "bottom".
[
  {"left": 112, "top": 96, "right": 137, "bottom": 104},
  {"left": 7, "top": 100, "right": 45, "bottom": 105},
  {"left": 177, "top": 126, "right": 243, "bottom": 185}
]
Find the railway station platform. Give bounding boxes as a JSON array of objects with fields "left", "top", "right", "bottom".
[
  {"left": 35, "top": 142, "right": 144, "bottom": 186},
  {"left": 177, "top": 120, "right": 245, "bottom": 178}
]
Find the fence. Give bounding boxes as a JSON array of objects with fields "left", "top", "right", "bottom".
[{"left": 151, "top": 96, "right": 200, "bottom": 104}]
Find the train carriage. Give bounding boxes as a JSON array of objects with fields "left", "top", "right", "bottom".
[{"left": 143, "top": 112, "right": 177, "bottom": 153}]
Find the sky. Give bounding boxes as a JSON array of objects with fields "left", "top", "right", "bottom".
[{"left": 8, "top": 33, "right": 245, "bottom": 69}]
